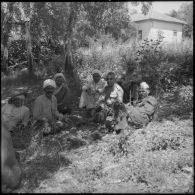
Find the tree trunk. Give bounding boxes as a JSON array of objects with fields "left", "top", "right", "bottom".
[
  {"left": 63, "top": 3, "right": 77, "bottom": 76},
  {"left": 25, "top": 20, "right": 33, "bottom": 77},
  {"left": 2, "top": 27, "right": 9, "bottom": 74},
  {"left": 1, "top": 2, "right": 14, "bottom": 75},
  {"left": 18, "top": 2, "right": 34, "bottom": 78}
]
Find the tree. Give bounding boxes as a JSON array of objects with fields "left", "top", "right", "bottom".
[
  {"left": 166, "top": 9, "right": 178, "bottom": 18},
  {"left": 1, "top": 2, "right": 152, "bottom": 76},
  {"left": 166, "top": 3, "right": 193, "bottom": 38},
  {"left": 177, "top": 2, "right": 193, "bottom": 38},
  {"left": 1, "top": 2, "right": 14, "bottom": 74}
]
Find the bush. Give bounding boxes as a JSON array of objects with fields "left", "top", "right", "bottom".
[{"left": 172, "top": 85, "right": 193, "bottom": 115}]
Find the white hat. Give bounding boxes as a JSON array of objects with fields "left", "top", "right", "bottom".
[
  {"left": 140, "top": 82, "right": 149, "bottom": 89},
  {"left": 43, "top": 79, "right": 56, "bottom": 89},
  {"left": 92, "top": 69, "right": 102, "bottom": 77},
  {"left": 54, "top": 73, "right": 66, "bottom": 81}
]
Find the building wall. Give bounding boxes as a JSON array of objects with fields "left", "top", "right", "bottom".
[
  {"left": 149, "top": 20, "right": 183, "bottom": 43},
  {"left": 134, "top": 20, "right": 152, "bottom": 40},
  {"left": 135, "top": 19, "right": 183, "bottom": 43}
]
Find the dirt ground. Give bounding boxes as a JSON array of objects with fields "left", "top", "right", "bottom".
[{"left": 1, "top": 84, "right": 193, "bottom": 193}]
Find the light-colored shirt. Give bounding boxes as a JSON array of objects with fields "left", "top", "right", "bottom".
[
  {"left": 33, "top": 94, "right": 63, "bottom": 122},
  {"left": 2, "top": 103, "right": 30, "bottom": 130},
  {"left": 80, "top": 79, "right": 107, "bottom": 108},
  {"left": 84, "top": 79, "right": 107, "bottom": 94},
  {"left": 100, "top": 83, "right": 124, "bottom": 103},
  {"left": 108, "top": 83, "right": 124, "bottom": 102}
]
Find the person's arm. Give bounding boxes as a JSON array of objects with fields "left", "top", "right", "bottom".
[
  {"left": 96, "top": 87, "right": 106, "bottom": 105},
  {"left": 139, "top": 97, "right": 157, "bottom": 116},
  {"left": 53, "top": 97, "right": 63, "bottom": 120},
  {"left": 118, "top": 88, "right": 124, "bottom": 102},
  {"left": 21, "top": 108, "right": 30, "bottom": 126},
  {"left": 33, "top": 98, "right": 43, "bottom": 121},
  {"left": 59, "top": 86, "right": 71, "bottom": 107}
]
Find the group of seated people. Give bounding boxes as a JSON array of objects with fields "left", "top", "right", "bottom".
[
  {"left": 79, "top": 69, "right": 157, "bottom": 131},
  {"left": 1, "top": 69, "right": 157, "bottom": 135},
  {"left": 1, "top": 73, "right": 71, "bottom": 134}
]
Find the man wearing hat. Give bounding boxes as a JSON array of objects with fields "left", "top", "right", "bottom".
[
  {"left": 33, "top": 79, "right": 66, "bottom": 125},
  {"left": 126, "top": 81, "right": 157, "bottom": 127},
  {"left": 2, "top": 91, "right": 30, "bottom": 132},
  {"left": 79, "top": 69, "right": 106, "bottom": 118}
]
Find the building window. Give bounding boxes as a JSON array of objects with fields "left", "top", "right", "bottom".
[
  {"left": 138, "top": 30, "right": 142, "bottom": 40},
  {"left": 173, "top": 30, "right": 177, "bottom": 36}
]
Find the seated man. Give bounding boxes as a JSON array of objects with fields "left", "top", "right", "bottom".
[
  {"left": 126, "top": 82, "right": 157, "bottom": 127},
  {"left": 33, "top": 79, "right": 69, "bottom": 134},
  {"left": 2, "top": 91, "right": 30, "bottom": 132},
  {"left": 79, "top": 69, "right": 107, "bottom": 118},
  {"left": 94, "top": 71, "right": 124, "bottom": 129},
  {"left": 54, "top": 73, "right": 72, "bottom": 115}
]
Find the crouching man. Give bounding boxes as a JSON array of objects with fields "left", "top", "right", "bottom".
[{"left": 33, "top": 79, "right": 70, "bottom": 135}]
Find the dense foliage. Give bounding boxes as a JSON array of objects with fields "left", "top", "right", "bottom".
[{"left": 166, "top": 2, "right": 193, "bottom": 38}]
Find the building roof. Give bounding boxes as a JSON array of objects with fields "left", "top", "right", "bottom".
[{"left": 131, "top": 11, "right": 187, "bottom": 25}]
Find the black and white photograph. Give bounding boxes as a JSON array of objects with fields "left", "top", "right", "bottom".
[{"left": 1, "top": 1, "right": 193, "bottom": 193}]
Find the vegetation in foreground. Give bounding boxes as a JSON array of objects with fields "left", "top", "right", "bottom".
[{"left": 3, "top": 84, "right": 192, "bottom": 193}]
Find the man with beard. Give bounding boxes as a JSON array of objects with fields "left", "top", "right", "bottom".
[
  {"left": 79, "top": 69, "right": 106, "bottom": 118},
  {"left": 33, "top": 79, "right": 69, "bottom": 134},
  {"left": 126, "top": 82, "right": 157, "bottom": 127},
  {"left": 94, "top": 71, "right": 124, "bottom": 131}
]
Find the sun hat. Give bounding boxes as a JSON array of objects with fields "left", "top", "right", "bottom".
[
  {"left": 92, "top": 69, "right": 102, "bottom": 77},
  {"left": 43, "top": 79, "right": 56, "bottom": 89},
  {"left": 140, "top": 82, "right": 149, "bottom": 90},
  {"left": 54, "top": 73, "right": 66, "bottom": 81}
]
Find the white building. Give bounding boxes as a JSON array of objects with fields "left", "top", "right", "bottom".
[{"left": 131, "top": 11, "right": 187, "bottom": 43}]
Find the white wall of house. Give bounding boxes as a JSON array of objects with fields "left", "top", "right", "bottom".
[
  {"left": 134, "top": 20, "right": 152, "bottom": 40},
  {"left": 135, "top": 19, "right": 183, "bottom": 43},
  {"left": 149, "top": 20, "right": 183, "bottom": 43}
]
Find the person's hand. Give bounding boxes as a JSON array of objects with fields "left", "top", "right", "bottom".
[
  {"left": 63, "top": 115, "right": 71, "bottom": 124},
  {"left": 106, "top": 99, "right": 112, "bottom": 105}
]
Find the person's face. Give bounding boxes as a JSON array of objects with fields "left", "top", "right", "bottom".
[
  {"left": 12, "top": 97, "right": 25, "bottom": 107},
  {"left": 55, "top": 77, "right": 64, "bottom": 87},
  {"left": 44, "top": 86, "right": 55, "bottom": 98},
  {"left": 107, "top": 74, "right": 115, "bottom": 87},
  {"left": 93, "top": 73, "right": 101, "bottom": 83},
  {"left": 139, "top": 88, "right": 149, "bottom": 99}
]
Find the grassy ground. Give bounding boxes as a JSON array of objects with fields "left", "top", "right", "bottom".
[{"left": 1, "top": 80, "right": 193, "bottom": 193}]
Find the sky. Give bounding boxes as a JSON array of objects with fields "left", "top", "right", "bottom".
[{"left": 128, "top": 1, "right": 192, "bottom": 14}]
